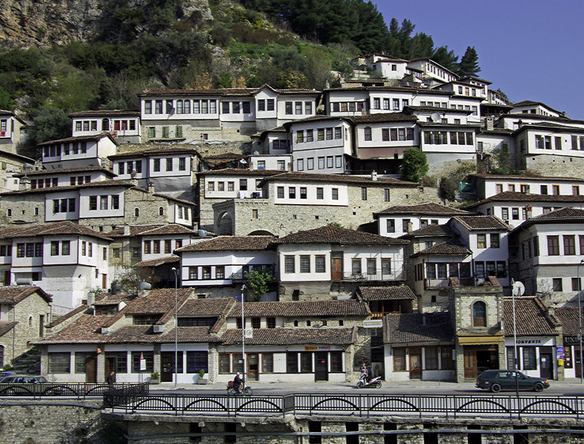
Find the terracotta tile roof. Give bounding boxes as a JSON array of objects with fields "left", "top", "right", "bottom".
[
  {"left": 554, "top": 307, "right": 584, "bottom": 336},
  {"left": 0, "top": 286, "right": 52, "bottom": 304},
  {"left": 14, "top": 166, "right": 114, "bottom": 177},
  {"left": 531, "top": 207, "right": 584, "bottom": 220},
  {"left": 260, "top": 171, "right": 418, "bottom": 187},
  {"left": 69, "top": 110, "right": 140, "bottom": 117},
  {"left": 412, "top": 238, "right": 471, "bottom": 257},
  {"left": 220, "top": 327, "right": 357, "bottom": 346},
  {"left": 503, "top": 297, "right": 560, "bottom": 336},
  {"left": 125, "top": 288, "right": 195, "bottom": 316},
  {"left": 135, "top": 255, "right": 180, "bottom": 267},
  {"left": 108, "top": 224, "right": 193, "bottom": 238},
  {"left": 358, "top": 285, "right": 416, "bottom": 301},
  {"left": 37, "top": 314, "right": 112, "bottom": 344},
  {"left": 140, "top": 86, "right": 318, "bottom": 96},
  {"left": 346, "top": 113, "right": 418, "bottom": 124},
  {"left": 470, "top": 173, "right": 584, "bottom": 182},
  {"left": 384, "top": 312, "right": 454, "bottom": 344},
  {"left": 179, "top": 298, "right": 235, "bottom": 317},
  {"left": 401, "top": 224, "right": 456, "bottom": 238},
  {"left": 276, "top": 225, "right": 409, "bottom": 245},
  {"left": 0, "top": 221, "right": 113, "bottom": 242},
  {"left": 109, "top": 146, "right": 198, "bottom": 159},
  {"left": 376, "top": 202, "right": 470, "bottom": 216},
  {"left": 0, "top": 322, "right": 18, "bottom": 337},
  {"left": 229, "top": 299, "right": 371, "bottom": 318},
  {"left": 47, "top": 304, "right": 89, "bottom": 328},
  {"left": 38, "top": 134, "right": 116, "bottom": 145},
  {"left": 450, "top": 215, "right": 510, "bottom": 231},
  {"left": 464, "top": 192, "right": 584, "bottom": 209},
  {"left": 197, "top": 168, "right": 283, "bottom": 177},
  {"left": 177, "top": 236, "right": 276, "bottom": 252}
]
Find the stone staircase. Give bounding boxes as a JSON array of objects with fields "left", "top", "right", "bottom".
[{"left": 8, "top": 347, "right": 41, "bottom": 375}]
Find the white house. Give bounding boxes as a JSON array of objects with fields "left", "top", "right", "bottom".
[
  {"left": 39, "top": 134, "right": 118, "bottom": 169},
  {"left": 0, "top": 109, "right": 26, "bottom": 154},
  {"left": 69, "top": 110, "right": 141, "bottom": 144}
]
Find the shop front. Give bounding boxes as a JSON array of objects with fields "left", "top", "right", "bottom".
[{"left": 504, "top": 336, "right": 558, "bottom": 380}]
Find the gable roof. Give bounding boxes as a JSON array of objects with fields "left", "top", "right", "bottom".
[
  {"left": 276, "top": 225, "right": 408, "bottom": 245},
  {"left": 400, "top": 224, "right": 456, "bottom": 239},
  {"left": 450, "top": 215, "right": 510, "bottom": 231},
  {"left": 384, "top": 312, "right": 454, "bottom": 345},
  {"left": 229, "top": 299, "right": 371, "bottom": 318},
  {"left": 554, "top": 307, "right": 584, "bottom": 336},
  {"left": 179, "top": 297, "right": 235, "bottom": 317},
  {"left": 0, "top": 286, "right": 52, "bottom": 305},
  {"left": 464, "top": 192, "right": 584, "bottom": 209},
  {"left": 531, "top": 207, "right": 584, "bottom": 220},
  {"left": 375, "top": 202, "right": 470, "bottom": 217},
  {"left": 358, "top": 285, "right": 416, "bottom": 301},
  {"left": 176, "top": 236, "right": 276, "bottom": 253},
  {"left": 503, "top": 297, "right": 560, "bottom": 336},
  {"left": 411, "top": 238, "right": 471, "bottom": 257},
  {"left": 0, "top": 221, "right": 113, "bottom": 242}
]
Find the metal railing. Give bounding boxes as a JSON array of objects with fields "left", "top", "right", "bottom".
[
  {"left": 0, "top": 382, "right": 148, "bottom": 400},
  {"left": 103, "top": 392, "right": 584, "bottom": 420}
]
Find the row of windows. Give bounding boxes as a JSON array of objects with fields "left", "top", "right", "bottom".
[
  {"left": 144, "top": 239, "right": 183, "bottom": 255},
  {"left": 276, "top": 186, "right": 339, "bottom": 200},
  {"left": 207, "top": 179, "right": 255, "bottom": 192},
  {"left": 49, "top": 351, "right": 208, "bottom": 374},
  {"left": 144, "top": 99, "right": 218, "bottom": 115},
  {"left": 423, "top": 131, "right": 474, "bottom": 145},
  {"left": 284, "top": 256, "right": 392, "bottom": 275},
  {"left": 74, "top": 119, "right": 136, "bottom": 132},
  {"left": 331, "top": 101, "right": 366, "bottom": 113},
  {"left": 285, "top": 101, "right": 313, "bottom": 115},
  {"left": 372, "top": 97, "right": 410, "bottom": 111},
  {"left": 393, "top": 347, "right": 454, "bottom": 372},
  {"left": 89, "top": 195, "right": 120, "bottom": 211},
  {"left": 118, "top": 161, "right": 143, "bottom": 175},
  {"left": 296, "top": 127, "right": 343, "bottom": 143},
  {"left": 520, "top": 235, "right": 584, "bottom": 258},
  {"left": 147, "top": 126, "right": 184, "bottom": 139},
  {"left": 376, "top": 127, "right": 415, "bottom": 142},
  {"left": 297, "top": 155, "right": 343, "bottom": 171},
  {"left": 476, "top": 233, "right": 500, "bottom": 249},
  {"left": 31, "top": 176, "right": 93, "bottom": 189},
  {"left": 52, "top": 198, "right": 76, "bottom": 214},
  {"left": 494, "top": 183, "right": 580, "bottom": 196},
  {"left": 416, "top": 262, "right": 472, "bottom": 281},
  {"left": 43, "top": 142, "right": 88, "bottom": 158}
]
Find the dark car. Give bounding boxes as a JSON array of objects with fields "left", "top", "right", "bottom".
[
  {"left": 0, "top": 371, "right": 15, "bottom": 379},
  {"left": 476, "top": 369, "right": 550, "bottom": 393},
  {"left": 0, "top": 375, "right": 61, "bottom": 396}
]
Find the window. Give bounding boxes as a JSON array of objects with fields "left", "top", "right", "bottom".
[
  {"left": 300, "top": 187, "right": 307, "bottom": 199},
  {"left": 553, "top": 278, "right": 563, "bottom": 292},
  {"left": 381, "top": 259, "right": 391, "bottom": 275},
  {"left": 289, "top": 187, "right": 296, "bottom": 199},
  {"left": 393, "top": 348, "right": 406, "bottom": 371},
  {"left": 315, "top": 256, "right": 326, "bottom": 273},
  {"left": 490, "top": 233, "right": 500, "bottom": 248},
  {"left": 512, "top": 208, "right": 519, "bottom": 220},
  {"left": 386, "top": 219, "right": 395, "bottom": 233},
  {"left": 573, "top": 185, "right": 580, "bottom": 196},
  {"left": 189, "top": 267, "right": 198, "bottom": 280},
  {"left": 286, "top": 353, "right": 298, "bottom": 373},
  {"left": 364, "top": 127, "right": 372, "bottom": 141},
  {"left": 277, "top": 187, "right": 284, "bottom": 198},
  {"left": 477, "top": 234, "right": 487, "bottom": 249},
  {"left": 573, "top": 278, "right": 582, "bottom": 292},
  {"left": 300, "top": 256, "right": 310, "bottom": 273},
  {"left": 472, "top": 301, "right": 486, "bottom": 327},
  {"left": 361, "top": 187, "right": 367, "bottom": 200},
  {"left": 187, "top": 351, "right": 208, "bottom": 373},
  {"left": 166, "top": 158, "right": 173, "bottom": 171},
  {"left": 285, "top": 102, "right": 293, "bottom": 115},
  {"left": 523, "top": 347, "right": 536, "bottom": 370},
  {"left": 332, "top": 188, "right": 338, "bottom": 200},
  {"left": 132, "top": 352, "right": 153, "bottom": 373},
  {"left": 51, "top": 241, "right": 59, "bottom": 256},
  {"left": 239, "top": 179, "right": 247, "bottom": 191},
  {"left": 62, "top": 241, "right": 70, "bottom": 255},
  {"left": 153, "top": 159, "right": 160, "bottom": 172},
  {"left": 285, "top": 256, "right": 295, "bottom": 273},
  {"left": 351, "top": 259, "right": 362, "bottom": 275},
  {"left": 547, "top": 236, "right": 560, "bottom": 255},
  {"left": 564, "top": 235, "right": 576, "bottom": 255},
  {"left": 49, "top": 353, "right": 70, "bottom": 373},
  {"left": 425, "top": 348, "right": 438, "bottom": 370},
  {"left": 367, "top": 258, "right": 376, "bottom": 275}
]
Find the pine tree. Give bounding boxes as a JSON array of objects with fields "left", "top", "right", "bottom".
[{"left": 458, "top": 46, "right": 481, "bottom": 77}]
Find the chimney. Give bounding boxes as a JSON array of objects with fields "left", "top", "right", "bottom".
[
  {"left": 371, "top": 170, "right": 378, "bottom": 181},
  {"left": 148, "top": 182, "right": 155, "bottom": 194},
  {"left": 123, "top": 225, "right": 130, "bottom": 236},
  {"left": 19, "top": 176, "right": 30, "bottom": 191}
]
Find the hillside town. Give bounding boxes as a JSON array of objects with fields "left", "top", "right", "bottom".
[{"left": 0, "top": 54, "right": 583, "bottom": 387}]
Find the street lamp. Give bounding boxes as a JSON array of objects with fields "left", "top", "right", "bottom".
[
  {"left": 172, "top": 267, "right": 178, "bottom": 388},
  {"left": 577, "top": 260, "right": 584, "bottom": 384},
  {"left": 241, "top": 284, "right": 246, "bottom": 390}
]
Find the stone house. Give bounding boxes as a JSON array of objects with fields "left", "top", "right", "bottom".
[
  {"left": 554, "top": 307, "right": 584, "bottom": 380},
  {"left": 0, "top": 221, "right": 111, "bottom": 314},
  {"left": 15, "top": 165, "right": 115, "bottom": 191},
  {"left": 503, "top": 296, "right": 562, "bottom": 381},
  {"left": 0, "top": 285, "right": 52, "bottom": 367},
  {"left": 69, "top": 109, "right": 141, "bottom": 144},
  {"left": 274, "top": 225, "right": 409, "bottom": 300},
  {"left": 508, "top": 207, "right": 584, "bottom": 307},
  {"left": 0, "top": 149, "right": 35, "bottom": 193},
  {"left": 212, "top": 171, "right": 439, "bottom": 236},
  {"left": 0, "top": 109, "right": 26, "bottom": 154}
]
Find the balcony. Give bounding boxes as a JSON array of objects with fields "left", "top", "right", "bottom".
[{"left": 340, "top": 270, "right": 405, "bottom": 282}]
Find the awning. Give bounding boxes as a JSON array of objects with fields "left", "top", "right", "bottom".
[{"left": 458, "top": 335, "right": 504, "bottom": 345}]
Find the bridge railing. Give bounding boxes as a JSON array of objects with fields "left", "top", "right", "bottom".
[
  {"left": 0, "top": 382, "right": 149, "bottom": 400},
  {"left": 102, "top": 392, "right": 584, "bottom": 420}
]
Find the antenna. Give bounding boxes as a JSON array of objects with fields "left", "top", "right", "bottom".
[
  {"left": 431, "top": 112, "right": 441, "bottom": 122},
  {"left": 512, "top": 281, "right": 525, "bottom": 296}
]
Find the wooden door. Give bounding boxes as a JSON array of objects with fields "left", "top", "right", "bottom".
[
  {"left": 247, "top": 354, "right": 259, "bottom": 381},
  {"left": 85, "top": 353, "right": 97, "bottom": 383},
  {"left": 540, "top": 349, "right": 553, "bottom": 379},
  {"left": 315, "top": 352, "right": 329, "bottom": 381},
  {"left": 464, "top": 347, "right": 477, "bottom": 379},
  {"left": 161, "top": 352, "right": 175, "bottom": 382},
  {"left": 331, "top": 256, "right": 343, "bottom": 280},
  {"left": 409, "top": 348, "right": 422, "bottom": 379}
]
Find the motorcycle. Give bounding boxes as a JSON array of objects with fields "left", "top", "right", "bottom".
[
  {"left": 227, "top": 380, "right": 253, "bottom": 395},
  {"left": 356, "top": 373, "right": 382, "bottom": 389}
]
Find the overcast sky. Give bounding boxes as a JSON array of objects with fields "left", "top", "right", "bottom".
[{"left": 373, "top": 0, "right": 584, "bottom": 120}]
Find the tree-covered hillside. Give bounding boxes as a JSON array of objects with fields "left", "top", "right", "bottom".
[{"left": 0, "top": 0, "right": 480, "bottom": 152}]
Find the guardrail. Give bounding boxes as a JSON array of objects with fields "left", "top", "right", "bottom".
[
  {"left": 103, "top": 392, "right": 584, "bottom": 420},
  {"left": 0, "top": 382, "right": 149, "bottom": 400}
]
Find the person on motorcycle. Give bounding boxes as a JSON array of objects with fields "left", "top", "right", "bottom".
[
  {"left": 360, "top": 362, "right": 368, "bottom": 379},
  {"left": 233, "top": 372, "right": 243, "bottom": 393}
]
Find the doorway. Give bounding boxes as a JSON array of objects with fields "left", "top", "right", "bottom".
[
  {"left": 247, "top": 354, "right": 259, "bottom": 381},
  {"left": 85, "top": 353, "right": 97, "bottom": 383},
  {"left": 464, "top": 346, "right": 499, "bottom": 379},
  {"left": 540, "top": 348, "right": 553, "bottom": 379},
  {"left": 409, "top": 347, "right": 422, "bottom": 379},
  {"left": 161, "top": 352, "right": 175, "bottom": 382},
  {"left": 315, "top": 352, "right": 329, "bottom": 381},
  {"left": 331, "top": 253, "right": 343, "bottom": 280}
]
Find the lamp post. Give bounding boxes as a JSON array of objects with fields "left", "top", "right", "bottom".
[
  {"left": 241, "top": 284, "right": 246, "bottom": 389},
  {"left": 578, "top": 260, "right": 584, "bottom": 384},
  {"left": 172, "top": 267, "right": 178, "bottom": 388},
  {"left": 511, "top": 279, "right": 519, "bottom": 397}
]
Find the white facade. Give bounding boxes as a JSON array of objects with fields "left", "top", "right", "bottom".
[
  {"left": 40, "top": 135, "right": 118, "bottom": 169},
  {"left": 71, "top": 111, "right": 141, "bottom": 143}
]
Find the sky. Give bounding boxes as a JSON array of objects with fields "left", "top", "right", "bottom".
[{"left": 372, "top": 0, "right": 584, "bottom": 120}]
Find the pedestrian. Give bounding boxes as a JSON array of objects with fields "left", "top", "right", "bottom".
[{"left": 107, "top": 370, "right": 116, "bottom": 389}]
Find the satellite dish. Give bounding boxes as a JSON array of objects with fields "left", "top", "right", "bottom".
[
  {"left": 198, "top": 230, "right": 207, "bottom": 237},
  {"left": 431, "top": 112, "right": 441, "bottom": 122},
  {"left": 512, "top": 281, "right": 525, "bottom": 296}
]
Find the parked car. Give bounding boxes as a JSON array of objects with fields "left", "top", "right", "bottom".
[
  {"left": 0, "top": 375, "right": 61, "bottom": 396},
  {"left": 0, "top": 371, "right": 16, "bottom": 379},
  {"left": 476, "top": 370, "right": 550, "bottom": 393}
]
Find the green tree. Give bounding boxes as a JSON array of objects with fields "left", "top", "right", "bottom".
[
  {"left": 245, "top": 268, "right": 276, "bottom": 302},
  {"left": 401, "top": 149, "right": 429, "bottom": 183},
  {"left": 0, "top": 87, "right": 13, "bottom": 110},
  {"left": 24, "top": 107, "right": 71, "bottom": 152},
  {"left": 457, "top": 46, "right": 481, "bottom": 77},
  {"left": 432, "top": 46, "right": 458, "bottom": 71}
]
